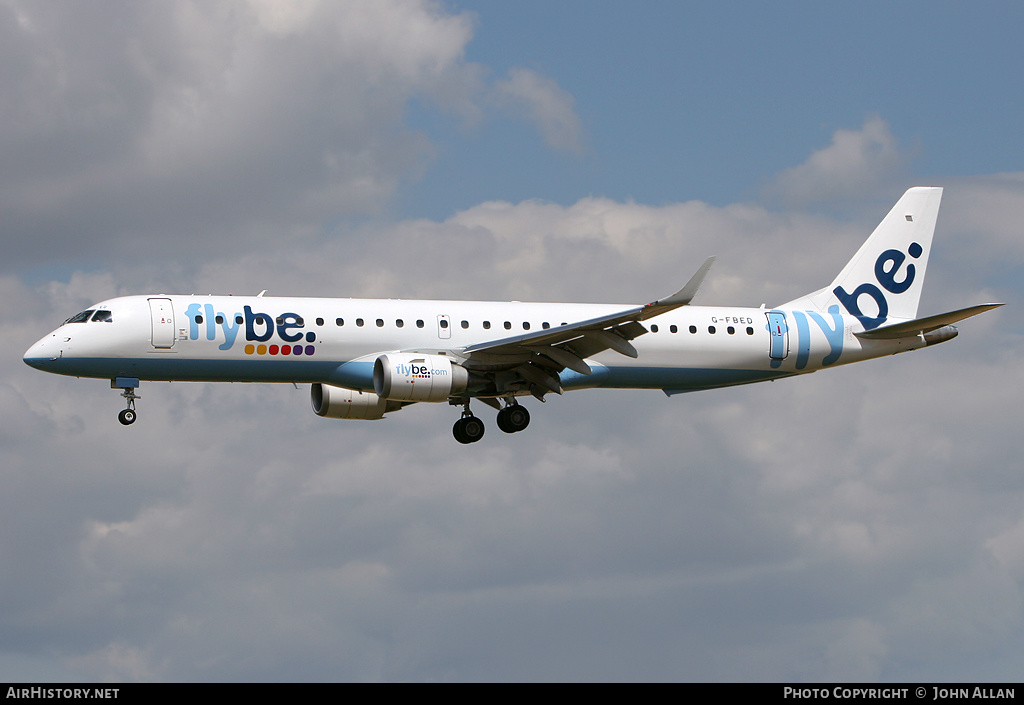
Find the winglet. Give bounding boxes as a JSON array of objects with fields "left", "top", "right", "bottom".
[{"left": 642, "top": 256, "right": 715, "bottom": 317}]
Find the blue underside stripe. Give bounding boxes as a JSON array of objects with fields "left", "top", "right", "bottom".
[
  {"left": 28, "top": 356, "right": 788, "bottom": 392},
  {"left": 26, "top": 357, "right": 343, "bottom": 383}
]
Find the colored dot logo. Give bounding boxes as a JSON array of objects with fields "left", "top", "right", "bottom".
[{"left": 245, "top": 343, "right": 315, "bottom": 356}]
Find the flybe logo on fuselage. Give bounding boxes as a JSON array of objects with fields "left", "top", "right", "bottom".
[
  {"left": 184, "top": 303, "right": 317, "bottom": 356},
  {"left": 833, "top": 242, "right": 923, "bottom": 330}
]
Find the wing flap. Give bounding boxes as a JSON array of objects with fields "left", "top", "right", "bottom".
[{"left": 526, "top": 345, "right": 592, "bottom": 375}]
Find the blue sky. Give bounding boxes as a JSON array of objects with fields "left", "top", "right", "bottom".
[
  {"left": 2, "top": 0, "right": 1023, "bottom": 682},
  {"left": 399, "top": 1, "right": 1024, "bottom": 217}
]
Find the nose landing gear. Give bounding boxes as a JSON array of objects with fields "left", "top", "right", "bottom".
[
  {"left": 112, "top": 378, "right": 140, "bottom": 426},
  {"left": 118, "top": 405, "right": 137, "bottom": 425}
]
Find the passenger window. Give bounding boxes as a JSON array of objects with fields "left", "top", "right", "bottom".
[
  {"left": 504, "top": 321, "right": 511, "bottom": 330},
  {"left": 91, "top": 310, "right": 112, "bottom": 323},
  {"left": 670, "top": 325, "right": 677, "bottom": 333},
  {"left": 689, "top": 325, "right": 697, "bottom": 334},
  {"left": 708, "top": 326, "right": 716, "bottom": 334},
  {"left": 483, "top": 321, "right": 491, "bottom": 330},
  {"left": 542, "top": 322, "right": 550, "bottom": 329},
  {"left": 651, "top": 324, "right": 659, "bottom": 333},
  {"left": 215, "top": 315, "right": 224, "bottom": 325},
  {"left": 416, "top": 320, "right": 424, "bottom": 328},
  {"left": 336, "top": 318, "right": 344, "bottom": 326},
  {"left": 376, "top": 319, "right": 384, "bottom": 327},
  {"left": 316, "top": 318, "right": 324, "bottom": 326},
  {"left": 440, "top": 319, "right": 449, "bottom": 329},
  {"left": 236, "top": 315, "right": 244, "bottom": 325},
  {"left": 396, "top": 319, "right": 404, "bottom": 328},
  {"left": 461, "top": 320, "right": 469, "bottom": 329},
  {"left": 196, "top": 315, "right": 204, "bottom": 324},
  {"left": 522, "top": 322, "right": 530, "bottom": 330},
  {"left": 746, "top": 327, "right": 754, "bottom": 335},
  {"left": 727, "top": 326, "right": 735, "bottom": 335},
  {"left": 356, "top": 318, "right": 364, "bottom": 327}
]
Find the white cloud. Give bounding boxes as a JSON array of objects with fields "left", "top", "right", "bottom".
[
  {"left": 493, "top": 67, "right": 583, "bottom": 154},
  {"left": 0, "top": 0, "right": 569, "bottom": 270},
  {"left": 765, "top": 116, "right": 911, "bottom": 205}
]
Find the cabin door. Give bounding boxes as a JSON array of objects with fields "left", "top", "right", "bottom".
[
  {"left": 149, "top": 298, "right": 176, "bottom": 349},
  {"left": 766, "top": 311, "right": 788, "bottom": 360}
]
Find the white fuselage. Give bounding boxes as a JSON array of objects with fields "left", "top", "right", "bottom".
[{"left": 23, "top": 294, "right": 921, "bottom": 395}]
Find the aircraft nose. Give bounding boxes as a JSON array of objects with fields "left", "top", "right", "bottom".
[{"left": 23, "top": 336, "right": 57, "bottom": 371}]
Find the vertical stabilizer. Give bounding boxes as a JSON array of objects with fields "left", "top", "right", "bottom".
[{"left": 780, "top": 187, "right": 943, "bottom": 329}]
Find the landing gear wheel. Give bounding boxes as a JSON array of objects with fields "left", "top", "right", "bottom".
[
  {"left": 497, "top": 404, "right": 530, "bottom": 433},
  {"left": 453, "top": 416, "right": 485, "bottom": 444},
  {"left": 496, "top": 407, "right": 512, "bottom": 433},
  {"left": 116, "top": 383, "right": 140, "bottom": 427}
]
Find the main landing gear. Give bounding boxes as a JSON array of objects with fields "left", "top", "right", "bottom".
[
  {"left": 452, "top": 399, "right": 531, "bottom": 444},
  {"left": 112, "top": 378, "right": 140, "bottom": 426},
  {"left": 453, "top": 407, "right": 485, "bottom": 445},
  {"left": 496, "top": 402, "right": 530, "bottom": 434}
]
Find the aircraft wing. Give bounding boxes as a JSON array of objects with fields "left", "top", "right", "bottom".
[
  {"left": 854, "top": 303, "right": 1003, "bottom": 339},
  {"left": 456, "top": 257, "right": 714, "bottom": 394}
]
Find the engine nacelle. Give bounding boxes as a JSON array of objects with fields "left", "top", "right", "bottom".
[
  {"left": 923, "top": 325, "right": 959, "bottom": 346},
  {"left": 311, "top": 383, "right": 394, "bottom": 420},
  {"left": 373, "top": 353, "right": 469, "bottom": 402}
]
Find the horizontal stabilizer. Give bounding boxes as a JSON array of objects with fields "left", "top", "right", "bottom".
[{"left": 855, "top": 303, "right": 1003, "bottom": 339}]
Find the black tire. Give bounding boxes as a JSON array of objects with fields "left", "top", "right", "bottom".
[
  {"left": 496, "top": 407, "right": 514, "bottom": 433},
  {"left": 118, "top": 408, "right": 137, "bottom": 426},
  {"left": 461, "top": 416, "right": 485, "bottom": 442},
  {"left": 506, "top": 405, "right": 530, "bottom": 432}
]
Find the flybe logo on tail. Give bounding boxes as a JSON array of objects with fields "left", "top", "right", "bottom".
[{"left": 833, "top": 242, "right": 923, "bottom": 330}]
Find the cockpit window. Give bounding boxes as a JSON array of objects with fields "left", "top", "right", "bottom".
[
  {"left": 91, "top": 310, "right": 113, "bottom": 322},
  {"left": 64, "top": 310, "right": 95, "bottom": 324}
]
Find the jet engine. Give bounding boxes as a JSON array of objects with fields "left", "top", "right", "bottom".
[
  {"left": 311, "top": 383, "right": 397, "bottom": 420},
  {"left": 373, "top": 353, "right": 469, "bottom": 402},
  {"left": 923, "top": 325, "right": 959, "bottom": 346}
]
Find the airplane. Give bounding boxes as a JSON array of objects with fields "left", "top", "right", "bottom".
[{"left": 24, "top": 187, "right": 1002, "bottom": 444}]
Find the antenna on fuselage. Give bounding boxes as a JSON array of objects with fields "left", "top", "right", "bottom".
[{"left": 257, "top": 290, "right": 267, "bottom": 298}]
